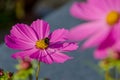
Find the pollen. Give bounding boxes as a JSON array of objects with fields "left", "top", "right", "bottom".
[
  {"left": 36, "top": 38, "right": 49, "bottom": 49},
  {"left": 106, "top": 11, "right": 120, "bottom": 25}
]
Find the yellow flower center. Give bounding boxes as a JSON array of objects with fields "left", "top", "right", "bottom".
[
  {"left": 35, "top": 38, "right": 49, "bottom": 49},
  {"left": 106, "top": 11, "right": 120, "bottom": 25}
]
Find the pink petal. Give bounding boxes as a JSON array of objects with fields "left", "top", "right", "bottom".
[
  {"left": 88, "top": 0, "right": 114, "bottom": 12},
  {"left": 95, "top": 0, "right": 115, "bottom": 10},
  {"left": 30, "top": 49, "right": 54, "bottom": 64},
  {"left": 101, "top": 0, "right": 119, "bottom": 11},
  {"left": 10, "top": 23, "right": 37, "bottom": 42},
  {"left": 49, "top": 42, "right": 78, "bottom": 52},
  {"left": 12, "top": 48, "right": 38, "bottom": 59},
  {"left": 61, "top": 42, "right": 78, "bottom": 52},
  {"left": 112, "top": 22, "right": 120, "bottom": 41},
  {"left": 69, "top": 21, "right": 105, "bottom": 41},
  {"left": 94, "top": 32, "right": 117, "bottom": 59},
  {"left": 112, "top": 41, "right": 120, "bottom": 51},
  {"left": 40, "top": 50, "right": 54, "bottom": 64},
  {"left": 115, "top": 0, "right": 120, "bottom": 11},
  {"left": 96, "top": 0, "right": 120, "bottom": 11},
  {"left": 97, "top": 31, "right": 116, "bottom": 50},
  {"left": 5, "top": 35, "right": 35, "bottom": 50},
  {"left": 31, "top": 19, "right": 50, "bottom": 39},
  {"left": 49, "top": 42, "right": 63, "bottom": 49},
  {"left": 82, "top": 25, "right": 110, "bottom": 49},
  {"left": 70, "top": 2, "right": 105, "bottom": 20},
  {"left": 51, "top": 52, "right": 72, "bottom": 64},
  {"left": 49, "top": 28, "right": 68, "bottom": 43},
  {"left": 30, "top": 49, "right": 71, "bottom": 64},
  {"left": 94, "top": 48, "right": 108, "bottom": 59}
]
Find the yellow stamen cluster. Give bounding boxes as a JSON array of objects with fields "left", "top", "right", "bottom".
[
  {"left": 35, "top": 38, "right": 49, "bottom": 49},
  {"left": 106, "top": 11, "right": 120, "bottom": 25}
]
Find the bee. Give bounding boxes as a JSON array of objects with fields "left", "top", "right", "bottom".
[{"left": 44, "top": 38, "right": 50, "bottom": 45}]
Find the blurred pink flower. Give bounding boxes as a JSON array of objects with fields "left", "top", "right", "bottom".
[
  {"left": 5, "top": 19, "right": 78, "bottom": 64},
  {"left": 69, "top": 0, "right": 120, "bottom": 49}
]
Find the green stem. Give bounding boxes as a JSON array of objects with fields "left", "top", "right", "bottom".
[
  {"left": 29, "top": 74, "right": 33, "bottom": 80},
  {"left": 105, "top": 70, "right": 113, "bottom": 80},
  {"left": 36, "top": 62, "right": 40, "bottom": 80},
  {"left": 105, "top": 70, "right": 109, "bottom": 80},
  {"left": 115, "top": 66, "right": 119, "bottom": 80}
]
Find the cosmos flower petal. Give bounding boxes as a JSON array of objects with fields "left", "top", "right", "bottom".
[
  {"left": 49, "top": 28, "right": 68, "bottom": 43},
  {"left": 49, "top": 42, "right": 78, "bottom": 52},
  {"left": 105, "top": 0, "right": 119, "bottom": 10},
  {"left": 97, "top": 0, "right": 114, "bottom": 10},
  {"left": 50, "top": 52, "right": 72, "bottom": 64},
  {"left": 115, "top": 0, "right": 120, "bottom": 11},
  {"left": 5, "top": 35, "right": 35, "bottom": 50},
  {"left": 12, "top": 48, "right": 38, "bottom": 59},
  {"left": 94, "top": 48, "right": 108, "bottom": 59},
  {"left": 98, "top": 31, "right": 116, "bottom": 49},
  {"left": 94, "top": 33, "right": 116, "bottom": 59},
  {"left": 112, "top": 22, "right": 120, "bottom": 40},
  {"left": 30, "top": 50, "right": 53, "bottom": 64},
  {"left": 31, "top": 19, "right": 50, "bottom": 39},
  {"left": 60, "top": 42, "right": 78, "bottom": 52},
  {"left": 88, "top": 0, "right": 115, "bottom": 11},
  {"left": 82, "top": 26, "right": 110, "bottom": 49},
  {"left": 41, "top": 50, "right": 54, "bottom": 64},
  {"left": 40, "top": 54, "right": 54, "bottom": 64},
  {"left": 112, "top": 41, "right": 120, "bottom": 51},
  {"left": 10, "top": 23, "right": 37, "bottom": 42},
  {"left": 69, "top": 21, "right": 105, "bottom": 41},
  {"left": 102, "top": 0, "right": 119, "bottom": 11},
  {"left": 70, "top": 2, "right": 105, "bottom": 20},
  {"left": 30, "top": 49, "right": 72, "bottom": 64}
]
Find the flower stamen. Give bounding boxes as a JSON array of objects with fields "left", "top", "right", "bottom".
[
  {"left": 36, "top": 38, "right": 49, "bottom": 49},
  {"left": 106, "top": 11, "right": 120, "bottom": 25}
]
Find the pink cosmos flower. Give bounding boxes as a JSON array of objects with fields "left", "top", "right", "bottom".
[
  {"left": 70, "top": 0, "right": 120, "bottom": 48},
  {"left": 69, "top": 0, "right": 120, "bottom": 59},
  {"left": 5, "top": 19, "right": 78, "bottom": 64}
]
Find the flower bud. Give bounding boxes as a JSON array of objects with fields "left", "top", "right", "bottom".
[
  {"left": 0, "top": 68, "right": 4, "bottom": 76},
  {"left": 110, "top": 51, "right": 120, "bottom": 60},
  {"left": 19, "top": 60, "right": 32, "bottom": 70},
  {"left": 8, "top": 72, "right": 14, "bottom": 78}
]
